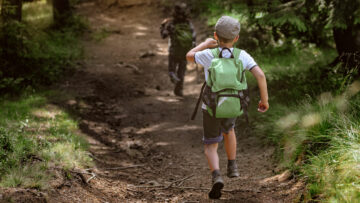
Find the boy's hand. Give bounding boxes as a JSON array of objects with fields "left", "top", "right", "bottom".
[
  {"left": 258, "top": 100, "right": 269, "bottom": 113},
  {"left": 204, "top": 38, "right": 218, "bottom": 48},
  {"left": 186, "top": 38, "right": 217, "bottom": 62}
]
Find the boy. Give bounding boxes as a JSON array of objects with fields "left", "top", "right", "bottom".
[
  {"left": 160, "top": 3, "right": 196, "bottom": 96},
  {"left": 186, "top": 16, "right": 269, "bottom": 199}
]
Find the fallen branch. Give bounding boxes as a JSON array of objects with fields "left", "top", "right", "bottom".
[
  {"left": 51, "top": 167, "right": 97, "bottom": 185},
  {"left": 165, "top": 174, "right": 194, "bottom": 189},
  {"left": 88, "top": 153, "right": 102, "bottom": 162},
  {"left": 86, "top": 173, "right": 96, "bottom": 183}
]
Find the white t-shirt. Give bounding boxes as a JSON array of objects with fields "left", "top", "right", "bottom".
[{"left": 195, "top": 47, "right": 257, "bottom": 109}]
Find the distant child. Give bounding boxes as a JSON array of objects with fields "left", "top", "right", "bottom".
[
  {"left": 186, "top": 16, "right": 269, "bottom": 199},
  {"left": 160, "top": 3, "right": 196, "bottom": 96}
]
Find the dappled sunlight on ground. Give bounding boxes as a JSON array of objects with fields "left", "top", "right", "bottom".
[
  {"left": 154, "top": 141, "right": 171, "bottom": 146},
  {"left": 164, "top": 124, "right": 201, "bottom": 132},
  {"left": 135, "top": 122, "right": 172, "bottom": 135},
  {"left": 155, "top": 96, "right": 182, "bottom": 103},
  {"left": 31, "top": 104, "right": 62, "bottom": 119}
]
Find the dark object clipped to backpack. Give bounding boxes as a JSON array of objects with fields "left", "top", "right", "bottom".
[{"left": 191, "top": 47, "right": 250, "bottom": 123}]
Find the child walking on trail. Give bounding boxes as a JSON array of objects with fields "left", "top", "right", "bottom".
[
  {"left": 186, "top": 16, "right": 269, "bottom": 199},
  {"left": 160, "top": 3, "right": 196, "bottom": 96}
]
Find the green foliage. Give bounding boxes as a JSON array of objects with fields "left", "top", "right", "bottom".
[
  {"left": 190, "top": 0, "right": 359, "bottom": 48},
  {"left": 0, "top": 16, "right": 86, "bottom": 94},
  {"left": 0, "top": 92, "right": 92, "bottom": 189},
  {"left": 240, "top": 43, "right": 360, "bottom": 201},
  {"left": 325, "top": 0, "right": 360, "bottom": 29},
  {"left": 301, "top": 94, "right": 360, "bottom": 202},
  {"left": 258, "top": 0, "right": 307, "bottom": 32},
  {"left": 0, "top": 128, "right": 14, "bottom": 166}
]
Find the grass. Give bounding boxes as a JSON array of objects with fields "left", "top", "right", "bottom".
[
  {"left": 301, "top": 92, "right": 360, "bottom": 202},
  {"left": 0, "top": 91, "right": 92, "bottom": 189},
  {"left": 239, "top": 42, "right": 360, "bottom": 202}
]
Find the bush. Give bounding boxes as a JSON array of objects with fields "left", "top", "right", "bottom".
[
  {"left": 0, "top": 128, "right": 14, "bottom": 169},
  {"left": 0, "top": 17, "right": 86, "bottom": 94}
]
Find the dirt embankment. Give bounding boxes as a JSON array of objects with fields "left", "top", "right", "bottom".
[{"left": 1, "top": 1, "right": 304, "bottom": 202}]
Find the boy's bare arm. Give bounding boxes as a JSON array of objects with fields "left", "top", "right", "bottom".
[
  {"left": 250, "top": 66, "right": 269, "bottom": 112},
  {"left": 186, "top": 38, "right": 218, "bottom": 62}
]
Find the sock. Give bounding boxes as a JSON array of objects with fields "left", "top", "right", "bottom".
[
  {"left": 212, "top": 169, "right": 221, "bottom": 179},
  {"left": 228, "top": 159, "right": 236, "bottom": 167}
]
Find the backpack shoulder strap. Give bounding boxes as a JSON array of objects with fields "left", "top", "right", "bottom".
[
  {"left": 210, "top": 48, "right": 220, "bottom": 58},
  {"left": 233, "top": 48, "right": 247, "bottom": 83},
  {"left": 233, "top": 48, "right": 242, "bottom": 62},
  {"left": 233, "top": 48, "right": 244, "bottom": 69}
]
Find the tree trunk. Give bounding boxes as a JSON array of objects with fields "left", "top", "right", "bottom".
[
  {"left": 52, "top": 0, "right": 71, "bottom": 27},
  {"left": 333, "top": 26, "right": 360, "bottom": 55},
  {"left": 1, "top": 0, "right": 22, "bottom": 21},
  {"left": 333, "top": 25, "right": 360, "bottom": 76}
]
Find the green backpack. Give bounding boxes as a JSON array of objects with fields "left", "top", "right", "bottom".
[
  {"left": 191, "top": 47, "right": 250, "bottom": 119},
  {"left": 172, "top": 23, "right": 193, "bottom": 54}
]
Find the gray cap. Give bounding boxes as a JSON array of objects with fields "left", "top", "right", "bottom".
[{"left": 215, "top": 16, "right": 240, "bottom": 40}]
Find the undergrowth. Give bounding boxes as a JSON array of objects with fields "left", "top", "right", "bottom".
[
  {"left": 0, "top": 14, "right": 87, "bottom": 94},
  {"left": 242, "top": 44, "right": 360, "bottom": 202},
  {"left": 0, "top": 91, "right": 92, "bottom": 189}
]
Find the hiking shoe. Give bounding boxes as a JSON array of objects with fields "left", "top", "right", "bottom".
[
  {"left": 169, "top": 72, "right": 181, "bottom": 84},
  {"left": 174, "top": 88, "right": 183, "bottom": 96},
  {"left": 209, "top": 172, "right": 224, "bottom": 199},
  {"left": 227, "top": 161, "right": 239, "bottom": 178},
  {"left": 174, "top": 82, "right": 183, "bottom": 96}
]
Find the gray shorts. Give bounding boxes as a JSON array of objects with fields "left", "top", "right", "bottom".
[{"left": 202, "top": 110, "right": 237, "bottom": 145}]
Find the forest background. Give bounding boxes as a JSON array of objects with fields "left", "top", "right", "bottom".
[{"left": 0, "top": 0, "right": 360, "bottom": 202}]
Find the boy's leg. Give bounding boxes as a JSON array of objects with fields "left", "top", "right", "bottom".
[
  {"left": 223, "top": 128, "right": 236, "bottom": 160},
  {"left": 203, "top": 110, "right": 224, "bottom": 199},
  {"left": 177, "top": 60, "right": 187, "bottom": 82},
  {"left": 174, "top": 60, "right": 187, "bottom": 96},
  {"left": 168, "top": 54, "right": 180, "bottom": 84},
  {"left": 222, "top": 122, "right": 239, "bottom": 178},
  {"left": 204, "top": 143, "right": 219, "bottom": 171},
  {"left": 204, "top": 143, "right": 224, "bottom": 199}
]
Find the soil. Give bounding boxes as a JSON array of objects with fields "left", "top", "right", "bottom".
[{"left": 0, "top": 1, "right": 304, "bottom": 202}]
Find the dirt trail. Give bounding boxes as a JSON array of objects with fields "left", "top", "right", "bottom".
[{"left": 43, "top": 1, "right": 303, "bottom": 202}]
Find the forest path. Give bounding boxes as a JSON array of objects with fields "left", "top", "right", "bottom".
[{"left": 52, "top": 1, "right": 303, "bottom": 202}]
